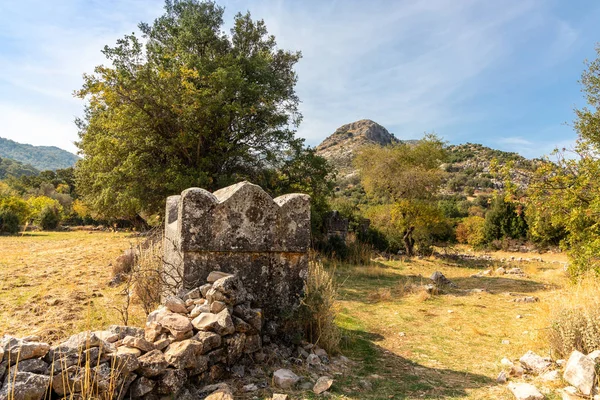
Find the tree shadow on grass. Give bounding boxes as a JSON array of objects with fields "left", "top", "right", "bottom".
[{"left": 333, "top": 327, "right": 495, "bottom": 399}]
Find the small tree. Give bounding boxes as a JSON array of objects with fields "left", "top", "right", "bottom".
[
  {"left": 0, "top": 209, "right": 20, "bottom": 234},
  {"left": 39, "top": 206, "right": 60, "bottom": 230}
]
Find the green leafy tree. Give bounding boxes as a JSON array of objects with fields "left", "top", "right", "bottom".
[
  {"left": 354, "top": 134, "right": 449, "bottom": 255},
  {"left": 527, "top": 44, "right": 600, "bottom": 278},
  {"left": 75, "top": 0, "right": 310, "bottom": 221},
  {"left": 483, "top": 196, "right": 528, "bottom": 243}
]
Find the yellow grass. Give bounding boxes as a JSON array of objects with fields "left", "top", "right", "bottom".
[{"left": 0, "top": 231, "right": 146, "bottom": 343}]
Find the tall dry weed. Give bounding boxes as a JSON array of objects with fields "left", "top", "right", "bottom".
[{"left": 546, "top": 276, "right": 600, "bottom": 357}]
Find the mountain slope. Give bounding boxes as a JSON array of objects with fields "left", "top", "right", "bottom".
[
  {"left": 316, "top": 120, "right": 537, "bottom": 196},
  {"left": 0, "top": 157, "right": 39, "bottom": 179},
  {"left": 0, "top": 137, "right": 79, "bottom": 171}
]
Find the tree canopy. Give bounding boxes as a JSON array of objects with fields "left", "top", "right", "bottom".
[{"left": 75, "top": 0, "right": 325, "bottom": 220}]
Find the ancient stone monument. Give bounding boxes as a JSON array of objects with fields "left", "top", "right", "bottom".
[{"left": 164, "top": 181, "right": 311, "bottom": 326}]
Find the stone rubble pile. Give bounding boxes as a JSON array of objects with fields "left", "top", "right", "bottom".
[
  {"left": 0, "top": 271, "right": 342, "bottom": 400},
  {"left": 500, "top": 349, "right": 600, "bottom": 399}
]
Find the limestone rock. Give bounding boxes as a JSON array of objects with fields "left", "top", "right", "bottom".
[
  {"left": 144, "top": 322, "right": 163, "bottom": 343},
  {"left": 519, "top": 351, "right": 552, "bottom": 374},
  {"left": 207, "top": 271, "right": 233, "bottom": 283},
  {"left": 200, "top": 284, "right": 212, "bottom": 297},
  {"left": 224, "top": 333, "right": 246, "bottom": 365},
  {"left": 164, "top": 340, "right": 203, "bottom": 369},
  {"left": 313, "top": 376, "right": 333, "bottom": 394},
  {"left": 158, "top": 313, "right": 193, "bottom": 341},
  {"left": 0, "top": 371, "right": 50, "bottom": 400},
  {"left": 116, "top": 346, "right": 141, "bottom": 357},
  {"left": 272, "top": 395, "right": 288, "bottom": 400},
  {"left": 507, "top": 382, "right": 544, "bottom": 400},
  {"left": 497, "top": 371, "right": 507, "bottom": 383},
  {"left": 122, "top": 336, "right": 154, "bottom": 353},
  {"left": 192, "top": 331, "right": 222, "bottom": 354},
  {"left": 137, "top": 350, "right": 168, "bottom": 378},
  {"left": 210, "top": 275, "right": 248, "bottom": 305},
  {"left": 233, "top": 305, "right": 262, "bottom": 332},
  {"left": 190, "top": 304, "right": 210, "bottom": 318},
  {"left": 107, "top": 325, "right": 144, "bottom": 340},
  {"left": 111, "top": 352, "right": 140, "bottom": 375},
  {"left": 93, "top": 330, "right": 119, "bottom": 343},
  {"left": 273, "top": 368, "right": 299, "bottom": 389},
  {"left": 191, "top": 309, "right": 235, "bottom": 336},
  {"left": 130, "top": 376, "right": 155, "bottom": 398},
  {"left": 540, "top": 370, "right": 560, "bottom": 382},
  {"left": 563, "top": 350, "right": 596, "bottom": 396},
  {"left": 1, "top": 337, "right": 50, "bottom": 362},
  {"left": 165, "top": 296, "right": 188, "bottom": 314},
  {"left": 210, "top": 301, "right": 227, "bottom": 314},
  {"left": 157, "top": 368, "right": 187, "bottom": 395}
]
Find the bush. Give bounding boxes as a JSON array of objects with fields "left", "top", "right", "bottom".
[
  {"left": 39, "top": 206, "right": 60, "bottom": 230},
  {"left": 296, "top": 261, "right": 340, "bottom": 353},
  {"left": 547, "top": 278, "right": 600, "bottom": 357},
  {"left": 0, "top": 209, "right": 20, "bottom": 234},
  {"left": 456, "top": 216, "right": 486, "bottom": 247}
]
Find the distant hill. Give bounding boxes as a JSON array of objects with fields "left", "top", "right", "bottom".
[
  {"left": 316, "top": 120, "right": 538, "bottom": 198},
  {"left": 0, "top": 157, "right": 39, "bottom": 179},
  {"left": 0, "top": 137, "right": 79, "bottom": 171}
]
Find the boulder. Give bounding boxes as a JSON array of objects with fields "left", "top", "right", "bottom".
[
  {"left": 165, "top": 296, "right": 188, "bottom": 314},
  {"left": 158, "top": 313, "right": 193, "bottom": 341},
  {"left": 0, "top": 371, "right": 50, "bottom": 400},
  {"left": 563, "top": 350, "right": 596, "bottom": 396},
  {"left": 313, "top": 376, "right": 333, "bottom": 394},
  {"left": 137, "top": 350, "right": 168, "bottom": 378},
  {"left": 273, "top": 368, "right": 299, "bottom": 389},
  {"left": 157, "top": 368, "right": 187, "bottom": 395},
  {"left": 111, "top": 352, "right": 140, "bottom": 375},
  {"left": 122, "top": 336, "right": 154, "bottom": 353},
  {"left": 130, "top": 376, "right": 155, "bottom": 398},
  {"left": 164, "top": 340, "right": 203, "bottom": 369},
  {"left": 519, "top": 351, "right": 552, "bottom": 374},
  {"left": 507, "top": 382, "right": 544, "bottom": 400},
  {"left": 1, "top": 337, "right": 50, "bottom": 362},
  {"left": 191, "top": 310, "right": 235, "bottom": 336},
  {"left": 8, "top": 358, "right": 48, "bottom": 375}
]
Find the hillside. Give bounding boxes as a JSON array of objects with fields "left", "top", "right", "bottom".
[
  {"left": 0, "top": 156, "right": 39, "bottom": 179},
  {"left": 316, "top": 120, "right": 538, "bottom": 198},
  {"left": 0, "top": 137, "right": 79, "bottom": 171}
]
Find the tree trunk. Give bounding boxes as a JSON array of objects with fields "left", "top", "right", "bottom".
[{"left": 403, "top": 226, "right": 415, "bottom": 257}]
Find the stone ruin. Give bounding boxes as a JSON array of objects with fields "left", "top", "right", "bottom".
[
  {"left": 0, "top": 182, "right": 350, "bottom": 400},
  {"left": 164, "top": 181, "right": 311, "bottom": 330}
]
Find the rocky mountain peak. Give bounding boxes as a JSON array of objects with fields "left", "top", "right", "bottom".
[{"left": 315, "top": 119, "right": 398, "bottom": 172}]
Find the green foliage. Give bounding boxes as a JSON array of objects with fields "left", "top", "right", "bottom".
[
  {"left": 0, "top": 137, "right": 78, "bottom": 171},
  {"left": 456, "top": 216, "right": 486, "bottom": 247},
  {"left": 0, "top": 196, "right": 30, "bottom": 224},
  {"left": 0, "top": 157, "right": 38, "bottom": 179},
  {"left": 483, "top": 196, "right": 528, "bottom": 242},
  {"left": 75, "top": 0, "right": 314, "bottom": 221},
  {"left": 0, "top": 209, "right": 19, "bottom": 234},
  {"left": 39, "top": 206, "right": 60, "bottom": 230}
]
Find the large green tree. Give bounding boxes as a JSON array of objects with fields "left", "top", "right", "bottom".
[
  {"left": 527, "top": 44, "right": 600, "bottom": 278},
  {"left": 354, "top": 134, "right": 450, "bottom": 255},
  {"left": 75, "top": 0, "right": 321, "bottom": 220}
]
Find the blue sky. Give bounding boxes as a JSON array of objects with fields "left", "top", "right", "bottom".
[{"left": 0, "top": 0, "right": 599, "bottom": 158}]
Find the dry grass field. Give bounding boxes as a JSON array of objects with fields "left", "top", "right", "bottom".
[{"left": 0, "top": 232, "right": 571, "bottom": 399}]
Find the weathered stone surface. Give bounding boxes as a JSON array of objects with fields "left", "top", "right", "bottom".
[
  {"left": 519, "top": 351, "right": 552, "bottom": 374},
  {"left": 157, "top": 368, "right": 187, "bottom": 395},
  {"left": 111, "top": 352, "right": 140, "bottom": 375},
  {"left": 165, "top": 296, "right": 188, "bottom": 314},
  {"left": 192, "top": 331, "right": 222, "bottom": 354},
  {"left": 210, "top": 276, "right": 249, "bottom": 305},
  {"left": 0, "top": 371, "right": 50, "bottom": 400},
  {"left": 144, "top": 321, "right": 163, "bottom": 343},
  {"left": 158, "top": 313, "right": 193, "bottom": 340},
  {"left": 93, "top": 330, "right": 119, "bottom": 343},
  {"left": 8, "top": 358, "right": 48, "bottom": 375},
  {"left": 117, "top": 346, "right": 141, "bottom": 357},
  {"left": 130, "top": 376, "right": 155, "bottom": 398},
  {"left": 153, "top": 337, "right": 172, "bottom": 351},
  {"left": 204, "top": 384, "right": 234, "bottom": 400},
  {"left": 210, "top": 301, "right": 227, "bottom": 314},
  {"left": 224, "top": 333, "right": 246, "bottom": 365},
  {"left": 507, "top": 382, "right": 544, "bottom": 400},
  {"left": 313, "top": 376, "right": 334, "bottom": 394},
  {"left": 164, "top": 340, "right": 203, "bottom": 369},
  {"left": 1, "top": 337, "right": 50, "bottom": 363},
  {"left": 107, "top": 325, "right": 144, "bottom": 340},
  {"left": 51, "top": 366, "right": 85, "bottom": 396},
  {"left": 123, "top": 336, "right": 154, "bottom": 353},
  {"left": 272, "top": 395, "right": 288, "bottom": 400},
  {"left": 563, "top": 350, "right": 596, "bottom": 396},
  {"left": 244, "top": 334, "right": 261, "bottom": 354},
  {"left": 163, "top": 182, "right": 310, "bottom": 325},
  {"left": 233, "top": 305, "right": 262, "bottom": 332},
  {"left": 137, "top": 350, "right": 168, "bottom": 378},
  {"left": 192, "top": 310, "right": 235, "bottom": 336},
  {"left": 273, "top": 368, "right": 299, "bottom": 389},
  {"left": 190, "top": 304, "right": 211, "bottom": 318},
  {"left": 207, "top": 271, "right": 233, "bottom": 283}
]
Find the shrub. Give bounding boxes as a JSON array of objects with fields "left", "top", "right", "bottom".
[
  {"left": 456, "top": 216, "right": 486, "bottom": 247},
  {"left": 0, "top": 196, "right": 30, "bottom": 224},
  {"left": 39, "top": 206, "right": 60, "bottom": 230},
  {"left": 296, "top": 261, "right": 340, "bottom": 353},
  {"left": 547, "top": 279, "right": 600, "bottom": 357},
  {"left": 0, "top": 209, "right": 20, "bottom": 234}
]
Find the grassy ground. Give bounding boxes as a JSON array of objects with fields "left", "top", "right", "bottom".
[
  {"left": 0, "top": 231, "right": 146, "bottom": 343},
  {"left": 0, "top": 233, "right": 569, "bottom": 399}
]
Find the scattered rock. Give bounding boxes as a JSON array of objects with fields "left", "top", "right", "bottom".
[
  {"left": 507, "top": 382, "right": 544, "bottom": 400},
  {"left": 0, "top": 371, "right": 50, "bottom": 400},
  {"left": 540, "top": 370, "right": 560, "bottom": 382},
  {"left": 272, "top": 395, "right": 288, "bottom": 400},
  {"left": 519, "top": 351, "right": 552, "bottom": 374},
  {"left": 563, "top": 350, "right": 596, "bottom": 396},
  {"left": 273, "top": 368, "right": 300, "bottom": 389},
  {"left": 497, "top": 371, "right": 507, "bottom": 383},
  {"left": 313, "top": 376, "right": 334, "bottom": 394},
  {"left": 430, "top": 271, "right": 454, "bottom": 286},
  {"left": 165, "top": 296, "right": 188, "bottom": 314}
]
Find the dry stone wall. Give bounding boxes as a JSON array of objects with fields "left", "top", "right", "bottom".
[{"left": 164, "top": 181, "right": 311, "bottom": 329}]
